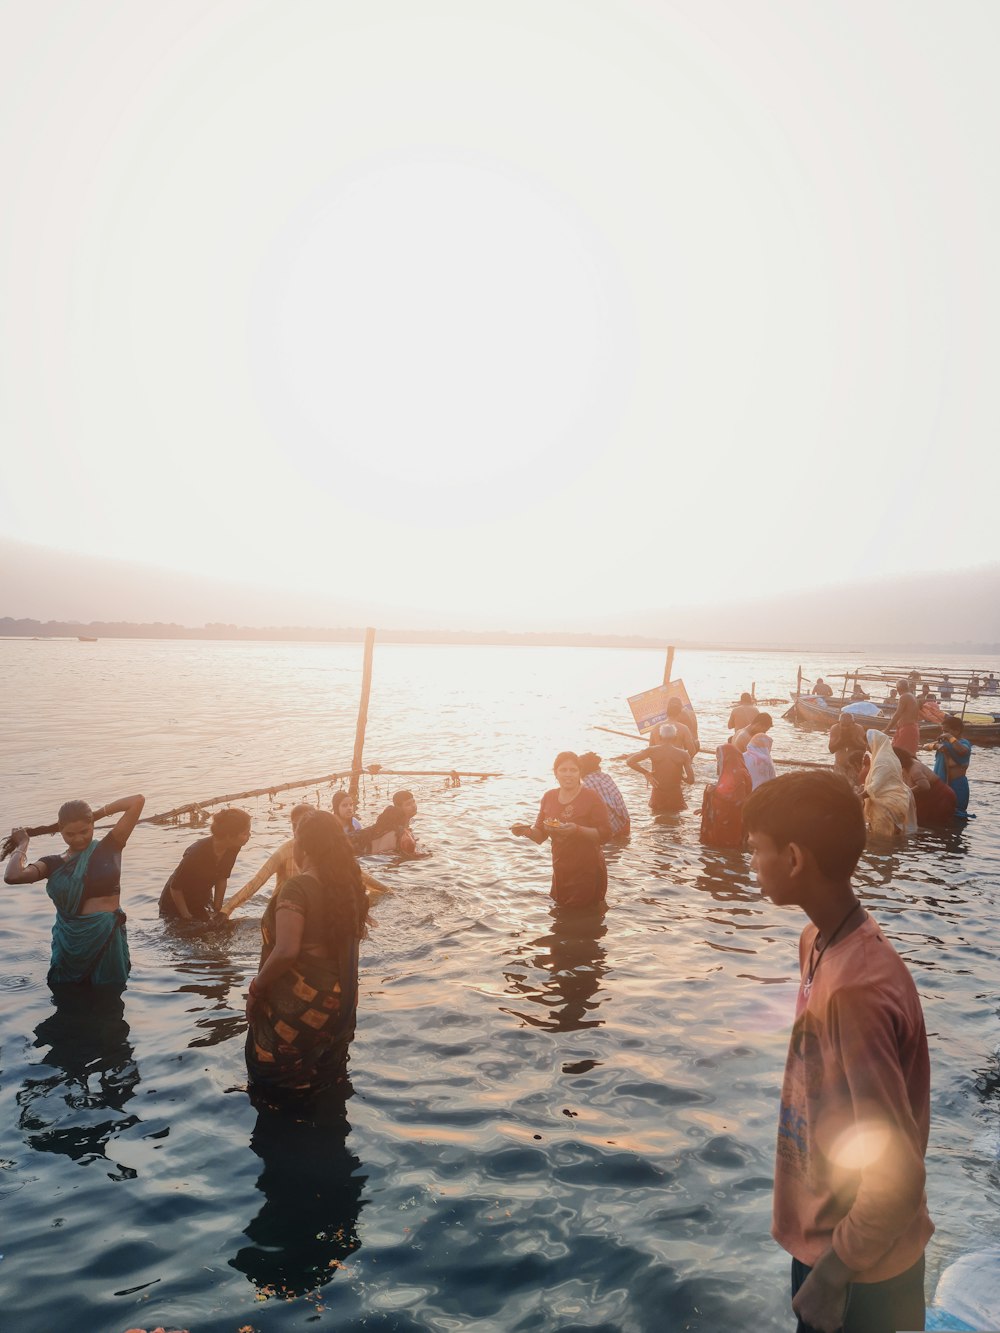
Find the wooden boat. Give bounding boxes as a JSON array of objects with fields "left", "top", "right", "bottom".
[
  {"left": 785, "top": 695, "right": 941, "bottom": 740},
  {"left": 786, "top": 691, "right": 1000, "bottom": 746}
]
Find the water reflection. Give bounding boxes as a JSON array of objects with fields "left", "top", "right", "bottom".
[
  {"left": 17, "top": 992, "right": 140, "bottom": 1179},
  {"left": 173, "top": 957, "right": 250, "bottom": 1050},
  {"left": 501, "top": 905, "right": 609, "bottom": 1032},
  {"left": 230, "top": 1077, "right": 366, "bottom": 1297}
]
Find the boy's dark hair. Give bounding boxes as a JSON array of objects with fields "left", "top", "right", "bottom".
[
  {"left": 743, "top": 771, "right": 865, "bottom": 879},
  {"left": 943, "top": 715, "right": 964, "bottom": 736},
  {"left": 392, "top": 790, "right": 415, "bottom": 807},
  {"left": 577, "top": 751, "right": 601, "bottom": 777}
]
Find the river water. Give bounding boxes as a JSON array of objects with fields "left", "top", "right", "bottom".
[{"left": 0, "top": 638, "right": 997, "bottom": 1333}]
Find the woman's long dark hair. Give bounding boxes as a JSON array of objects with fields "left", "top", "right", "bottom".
[{"left": 295, "top": 810, "right": 368, "bottom": 940}]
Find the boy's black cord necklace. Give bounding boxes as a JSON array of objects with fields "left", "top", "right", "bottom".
[{"left": 804, "top": 898, "right": 863, "bottom": 994}]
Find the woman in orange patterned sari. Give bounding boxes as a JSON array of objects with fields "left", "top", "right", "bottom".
[{"left": 245, "top": 811, "right": 368, "bottom": 1094}]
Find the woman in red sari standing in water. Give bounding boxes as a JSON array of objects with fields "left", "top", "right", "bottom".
[{"left": 511, "top": 752, "right": 611, "bottom": 908}]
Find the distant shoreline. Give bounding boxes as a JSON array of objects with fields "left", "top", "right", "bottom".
[{"left": 2, "top": 618, "right": 997, "bottom": 655}]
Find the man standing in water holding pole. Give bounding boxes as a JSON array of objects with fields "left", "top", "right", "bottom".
[{"left": 744, "top": 772, "right": 932, "bottom": 1333}]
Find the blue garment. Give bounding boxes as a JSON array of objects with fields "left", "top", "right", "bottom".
[
  {"left": 934, "top": 738, "right": 973, "bottom": 817},
  {"left": 45, "top": 840, "right": 130, "bottom": 987}
]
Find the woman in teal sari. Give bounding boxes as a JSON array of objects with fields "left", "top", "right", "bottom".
[{"left": 3, "top": 794, "right": 145, "bottom": 990}]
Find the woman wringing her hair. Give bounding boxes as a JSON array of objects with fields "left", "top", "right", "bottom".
[{"left": 3, "top": 794, "right": 145, "bottom": 990}]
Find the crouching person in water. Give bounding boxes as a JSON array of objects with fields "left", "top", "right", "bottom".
[
  {"left": 745, "top": 771, "right": 932, "bottom": 1333},
  {"left": 245, "top": 810, "right": 368, "bottom": 1096},
  {"left": 159, "top": 807, "right": 252, "bottom": 921},
  {"left": 3, "top": 794, "right": 145, "bottom": 990},
  {"left": 511, "top": 751, "right": 611, "bottom": 909}
]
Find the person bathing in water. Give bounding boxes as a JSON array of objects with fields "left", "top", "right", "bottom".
[
  {"left": 626, "top": 725, "right": 695, "bottom": 814},
  {"left": 3, "top": 794, "right": 145, "bottom": 990},
  {"left": 159, "top": 808, "right": 252, "bottom": 921},
  {"left": 511, "top": 751, "right": 610, "bottom": 908}
]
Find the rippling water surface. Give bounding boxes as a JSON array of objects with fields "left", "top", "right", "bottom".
[{"left": 0, "top": 639, "right": 997, "bottom": 1332}]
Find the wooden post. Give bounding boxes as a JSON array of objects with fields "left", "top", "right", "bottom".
[
  {"left": 796, "top": 665, "right": 802, "bottom": 697},
  {"left": 349, "top": 628, "right": 376, "bottom": 802},
  {"left": 663, "top": 645, "right": 675, "bottom": 686},
  {"left": 751, "top": 681, "right": 756, "bottom": 702}
]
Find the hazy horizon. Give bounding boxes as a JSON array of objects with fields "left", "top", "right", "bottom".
[
  {"left": 3, "top": 536, "right": 998, "bottom": 651},
  {"left": 2, "top": 1, "right": 999, "bottom": 630}
]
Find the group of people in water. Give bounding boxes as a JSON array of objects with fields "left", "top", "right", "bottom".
[
  {"left": 1, "top": 788, "right": 425, "bottom": 1097},
  {"left": 0, "top": 674, "right": 991, "bottom": 1333}
]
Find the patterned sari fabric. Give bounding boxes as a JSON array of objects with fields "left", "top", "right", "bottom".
[
  {"left": 46, "top": 841, "right": 130, "bottom": 988},
  {"left": 700, "top": 745, "right": 753, "bottom": 848},
  {"left": 246, "top": 874, "right": 360, "bottom": 1092}
]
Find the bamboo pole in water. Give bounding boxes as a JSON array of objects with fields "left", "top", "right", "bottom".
[
  {"left": 663, "top": 645, "right": 675, "bottom": 686},
  {"left": 350, "top": 628, "right": 377, "bottom": 803}
]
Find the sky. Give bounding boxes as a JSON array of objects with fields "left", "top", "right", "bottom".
[{"left": 2, "top": 1, "right": 999, "bottom": 630}]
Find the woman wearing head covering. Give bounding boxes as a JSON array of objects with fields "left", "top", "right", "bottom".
[
  {"left": 700, "top": 743, "right": 753, "bottom": 848},
  {"left": 862, "top": 731, "right": 917, "bottom": 837},
  {"left": 3, "top": 793, "right": 145, "bottom": 990},
  {"left": 743, "top": 732, "right": 777, "bottom": 790},
  {"left": 246, "top": 810, "right": 368, "bottom": 1094}
]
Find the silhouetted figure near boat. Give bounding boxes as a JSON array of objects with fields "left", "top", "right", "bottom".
[
  {"left": 511, "top": 751, "right": 610, "bottom": 908},
  {"left": 3, "top": 793, "right": 145, "bottom": 990},
  {"left": 728, "top": 692, "right": 759, "bottom": 732},
  {"left": 887, "top": 680, "right": 922, "bottom": 754},
  {"left": 894, "top": 748, "right": 958, "bottom": 826},
  {"left": 159, "top": 807, "right": 252, "bottom": 921},
  {"left": 828, "top": 712, "right": 868, "bottom": 789},
  {"left": 578, "top": 752, "right": 630, "bottom": 839},
  {"left": 812, "top": 677, "right": 833, "bottom": 699},
  {"left": 626, "top": 724, "right": 695, "bottom": 814},
  {"left": 745, "top": 772, "right": 932, "bottom": 1333},
  {"left": 246, "top": 810, "right": 367, "bottom": 1095},
  {"left": 934, "top": 716, "right": 973, "bottom": 819},
  {"left": 221, "top": 804, "right": 314, "bottom": 918},
  {"left": 850, "top": 681, "right": 869, "bottom": 701}
]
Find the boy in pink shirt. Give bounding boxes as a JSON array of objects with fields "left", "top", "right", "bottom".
[{"left": 744, "top": 771, "right": 932, "bottom": 1333}]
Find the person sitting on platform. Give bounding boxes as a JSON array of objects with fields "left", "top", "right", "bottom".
[
  {"left": 578, "top": 752, "right": 630, "bottom": 839},
  {"left": 728, "top": 693, "right": 759, "bottom": 732},
  {"left": 812, "top": 678, "right": 834, "bottom": 699},
  {"left": 850, "top": 682, "right": 870, "bottom": 701},
  {"left": 159, "top": 808, "right": 252, "bottom": 921}
]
